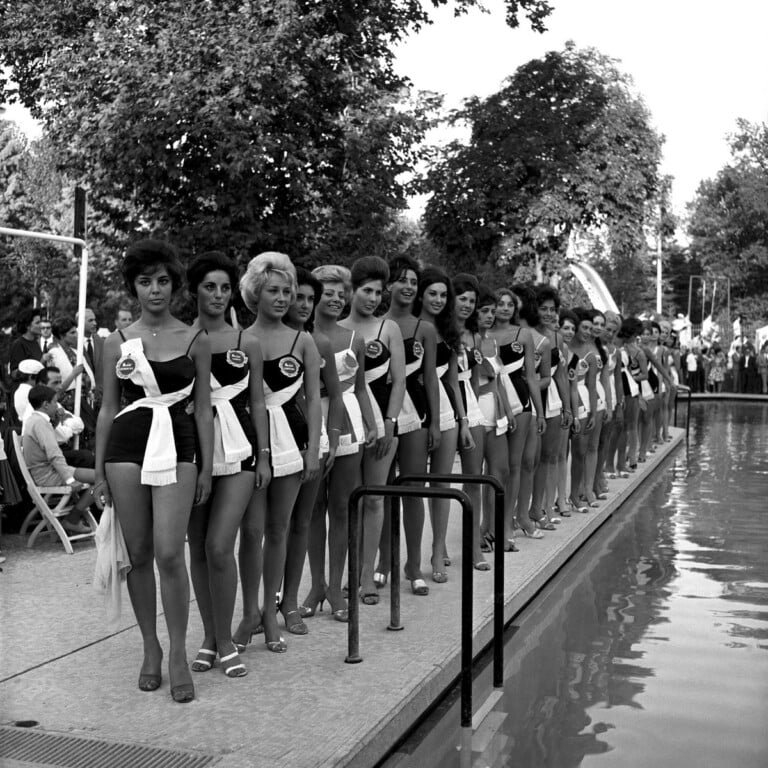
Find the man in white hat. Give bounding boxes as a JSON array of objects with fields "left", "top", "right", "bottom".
[{"left": 13, "top": 359, "right": 45, "bottom": 422}]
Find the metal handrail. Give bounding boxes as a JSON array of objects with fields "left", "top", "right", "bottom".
[
  {"left": 393, "top": 473, "right": 505, "bottom": 691},
  {"left": 346, "top": 484, "right": 477, "bottom": 728}
]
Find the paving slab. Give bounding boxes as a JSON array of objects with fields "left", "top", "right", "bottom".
[{"left": 0, "top": 428, "right": 684, "bottom": 768}]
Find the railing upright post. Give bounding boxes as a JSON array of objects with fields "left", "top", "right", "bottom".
[
  {"left": 493, "top": 487, "right": 504, "bottom": 689},
  {"left": 345, "top": 489, "right": 362, "bottom": 664},
  {"left": 389, "top": 495, "right": 403, "bottom": 631},
  {"left": 461, "top": 500, "right": 474, "bottom": 729}
]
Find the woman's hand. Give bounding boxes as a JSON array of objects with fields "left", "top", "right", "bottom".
[
  {"left": 376, "top": 421, "right": 396, "bottom": 459},
  {"left": 560, "top": 410, "right": 573, "bottom": 429},
  {"left": 585, "top": 413, "right": 595, "bottom": 432},
  {"left": 195, "top": 470, "right": 212, "bottom": 506},
  {"left": 571, "top": 418, "right": 582, "bottom": 435},
  {"left": 255, "top": 455, "right": 271, "bottom": 490},
  {"left": 93, "top": 477, "right": 110, "bottom": 509},
  {"left": 428, "top": 423, "right": 441, "bottom": 452},
  {"left": 459, "top": 421, "right": 475, "bottom": 451},
  {"left": 536, "top": 415, "right": 547, "bottom": 434},
  {"left": 507, "top": 413, "right": 517, "bottom": 434},
  {"left": 302, "top": 451, "right": 320, "bottom": 483},
  {"left": 324, "top": 445, "right": 337, "bottom": 476}
]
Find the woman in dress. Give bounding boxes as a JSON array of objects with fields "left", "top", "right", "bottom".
[
  {"left": 490, "top": 288, "right": 545, "bottom": 543},
  {"left": 415, "top": 267, "right": 473, "bottom": 583},
  {"left": 235, "top": 252, "right": 322, "bottom": 654},
  {"left": 95, "top": 239, "right": 213, "bottom": 703},
  {"left": 46, "top": 316, "right": 97, "bottom": 442},
  {"left": 533, "top": 285, "right": 573, "bottom": 520},
  {"left": 301, "top": 265, "right": 376, "bottom": 619},
  {"left": 280, "top": 267, "right": 341, "bottom": 631},
  {"left": 374, "top": 256, "right": 441, "bottom": 587},
  {"left": 340, "top": 256, "right": 405, "bottom": 604},
  {"left": 186, "top": 252, "right": 270, "bottom": 679}
]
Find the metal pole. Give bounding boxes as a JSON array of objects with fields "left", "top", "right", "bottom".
[
  {"left": 388, "top": 495, "right": 402, "bottom": 631},
  {"left": 656, "top": 219, "right": 662, "bottom": 315},
  {"left": 461, "top": 497, "right": 473, "bottom": 728},
  {"left": 346, "top": 491, "right": 361, "bottom": 664},
  {"left": 493, "top": 487, "right": 504, "bottom": 689},
  {"left": 396, "top": 473, "right": 505, "bottom": 691}
]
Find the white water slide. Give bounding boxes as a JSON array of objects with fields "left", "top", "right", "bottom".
[{"left": 567, "top": 260, "right": 620, "bottom": 314}]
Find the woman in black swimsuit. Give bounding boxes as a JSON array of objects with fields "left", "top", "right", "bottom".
[
  {"left": 236, "top": 252, "right": 322, "bottom": 654},
  {"left": 373, "top": 256, "right": 441, "bottom": 590},
  {"left": 340, "top": 256, "right": 405, "bottom": 604},
  {"left": 186, "top": 252, "right": 270, "bottom": 679},
  {"left": 95, "top": 240, "right": 213, "bottom": 704}
]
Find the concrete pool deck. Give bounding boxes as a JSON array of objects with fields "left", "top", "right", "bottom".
[{"left": 0, "top": 428, "right": 684, "bottom": 768}]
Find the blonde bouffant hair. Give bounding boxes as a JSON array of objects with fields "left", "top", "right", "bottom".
[
  {"left": 312, "top": 265, "right": 352, "bottom": 301},
  {"left": 240, "top": 251, "right": 297, "bottom": 313}
]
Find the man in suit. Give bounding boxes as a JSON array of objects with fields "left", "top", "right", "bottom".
[
  {"left": 742, "top": 343, "right": 759, "bottom": 394},
  {"left": 39, "top": 319, "right": 53, "bottom": 353},
  {"left": 77, "top": 307, "right": 104, "bottom": 407}
]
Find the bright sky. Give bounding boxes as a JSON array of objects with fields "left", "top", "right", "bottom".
[{"left": 395, "top": 0, "right": 768, "bottom": 219}]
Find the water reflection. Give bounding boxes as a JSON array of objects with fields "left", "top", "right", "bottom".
[{"left": 385, "top": 404, "right": 768, "bottom": 768}]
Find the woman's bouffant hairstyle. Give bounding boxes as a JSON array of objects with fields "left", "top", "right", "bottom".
[
  {"left": 16, "top": 307, "right": 41, "bottom": 335},
  {"left": 240, "top": 251, "right": 297, "bottom": 314},
  {"left": 350, "top": 256, "right": 389, "bottom": 290},
  {"left": 186, "top": 251, "right": 239, "bottom": 296},
  {"left": 512, "top": 283, "right": 540, "bottom": 327},
  {"left": 617, "top": 316, "right": 643, "bottom": 340},
  {"left": 558, "top": 308, "right": 579, "bottom": 329},
  {"left": 415, "top": 266, "right": 460, "bottom": 351},
  {"left": 312, "top": 264, "right": 352, "bottom": 300},
  {"left": 122, "top": 239, "right": 184, "bottom": 297},
  {"left": 476, "top": 286, "right": 497, "bottom": 310},
  {"left": 573, "top": 307, "right": 594, "bottom": 326},
  {"left": 589, "top": 308, "right": 607, "bottom": 364},
  {"left": 52, "top": 316, "right": 76, "bottom": 340},
  {"left": 534, "top": 283, "right": 561, "bottom": 311},
  {"left": 388, "top": 254, "right": 421, "bottom": 284}
]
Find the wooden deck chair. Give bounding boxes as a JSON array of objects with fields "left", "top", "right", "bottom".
[{"left": 12, "top": 431, "right": 97, "bottom": 554}]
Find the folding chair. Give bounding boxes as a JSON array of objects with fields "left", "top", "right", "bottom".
[{"left": 12, "top": 431, "right": 96, "bottom": 554}]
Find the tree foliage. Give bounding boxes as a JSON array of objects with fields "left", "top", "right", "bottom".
[
  {"left": 0, "top": 0, "right": 553, "bottom": 269},
  {"left": 687, "top": 119, "right": 768, "bottom": 322},
  {"left": 422, "top": 43, "right": 664, "bottom": 280}
]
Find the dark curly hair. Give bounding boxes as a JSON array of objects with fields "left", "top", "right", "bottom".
[
  {"left": 415, "top": 266, "right": 459, "bottom": 351},
  {"left": 186, "top": 250, "right": 239, "bottom": 296},
  {"left": 122, "top": 239, "right": 184, "bottom": 297}
]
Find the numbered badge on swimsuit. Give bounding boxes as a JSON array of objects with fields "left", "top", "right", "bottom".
[
  {"left": 412, "top": 340, "right": 424, "bottom": 359},
  {"left": 568, "top": 366, "right": 577, "bottom": 381},
  {"left": 226, "top": 349, "right": 247, "bottom": 368},
  {"left": 595, "top": 356, "right": 603, "bottom": 370},
  {"left": 279, "top": 357, "right": 300, "bottom": 378},
  {"left": 577, "top": 358, "right": 590, "bottom": 375},
  {"left": 473, "top": 348, "right": 484, "bottom": 365},
  {"left": 511, "top": 341, "right": 523, "bottom": 354},
  {"left": 534, "top": 351, "right": 542, "bottom": 367},
  {"left": 319, "top": 357, "right": 326, "bottom": 369},
  {"left": 366, "top": 339, "right": 384, "bottom": 359},
  {"left": 116, "top": 354, "right": 136, "bottom": 379}
]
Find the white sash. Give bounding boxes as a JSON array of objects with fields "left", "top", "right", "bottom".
[
  {"left": 264, "top": 376, "right": 305, "bottom": 477},
  {"left": 210, "top": 373, "right": 251, "bottom": 476},
  {"left": 500, "top": 362, "right": 524, "bottom": 416},
  {"left": 435, "top": 362, "right": 457, "bottom": 432},
  {"left": 114, "top": 338, "right": 194, "bottom": 485}
]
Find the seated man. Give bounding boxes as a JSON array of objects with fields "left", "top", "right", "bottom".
[{"left": 21, "top": 385, "right": 102, "bottom": 534}]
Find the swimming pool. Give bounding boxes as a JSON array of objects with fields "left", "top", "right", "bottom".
[{"left": 381, "top": 402, "right": 768, "bottom": 768}]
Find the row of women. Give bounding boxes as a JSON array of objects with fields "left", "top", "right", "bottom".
[{"left": 94, "top": 240, "right": 680, "bottom": 703}]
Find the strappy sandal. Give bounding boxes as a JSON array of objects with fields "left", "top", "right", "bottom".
[
  {"left": 138, "top": 673, "right": 161, "bottom": 692},
  {"left": 480, "top": 531, "right": 494, "bottom": 552},
  {"left": 264, "top": 635, "right": 288, "bottom": 653},
  {"left": 408, "top": 578, "right": 430, "bottom": 596},
  {"left": 220, "top": 650, "right": 247, "bottom": 677},
  {"left": 191, "top": 648, "right": 216, "bottom": 672}
]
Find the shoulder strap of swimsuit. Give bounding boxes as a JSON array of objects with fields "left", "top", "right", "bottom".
[
  {"left": 288, "top": 329, "right": 301, "bottom": 355},
  {"left": 514, "top": 327, "right": 521, "bottom": 342},
  {"left": 185, "top": 328, "right": 206, "bottom": 356},
  {"left": 347, "top": 329, "right": 355, "bottom": 349},
  {"left": 414, "top": 318, "right": 421, "bottom": 337},
  {"left": 377, "top": 320, "right": 386, "bottom": 340},
  {"left": 118, "top": 330, "right": 126, "bottom": 342},
  {"left": 237, "top": 330, "right": 243, "bottom": 349}
]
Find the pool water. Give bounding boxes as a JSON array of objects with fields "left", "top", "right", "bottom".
[{"left": 382, "top": 402, "right": 768, "bottom": 768}]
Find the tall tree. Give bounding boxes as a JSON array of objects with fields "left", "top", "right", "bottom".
[
  {"left": 687, "top": 119, "right": 768, "bottom": 323},
  {"left": 0, "top": 0, "right": 552, "bottom": 267},
  {"left": 422, "top": 43, "right": 664, "bottom": 279}
]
